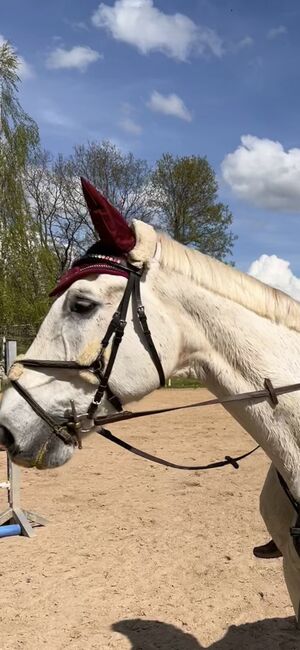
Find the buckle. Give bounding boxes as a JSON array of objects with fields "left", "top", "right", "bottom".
[
  {"left": 114, "top": 321, "right": 126, "bottom": 342},
  {"left": 91, "top": 355, "right": 105, "bottom": 375},
  {"left": 224, "top": 455, "right": 239, "bottom": 469},
  {"left": 264, "top": 378, "right": 279, "bottom": 407}
]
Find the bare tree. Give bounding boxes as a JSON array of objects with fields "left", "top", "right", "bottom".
[
  {"left": 24, "top": 141, "right": 153, "bottom": 273},
  {"left": 24, "top": 150, "right": 89, "bottom": 272},
  {"left": 68, "top": 140, "right": 153, "bottom": 223}
]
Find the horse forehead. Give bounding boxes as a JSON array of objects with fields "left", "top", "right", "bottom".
[{"left": 66, "top": 274, "right": 127, "bottom": 297}]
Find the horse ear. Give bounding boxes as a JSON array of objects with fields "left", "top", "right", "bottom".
[{"left": 81, "top": 177, "right": 136, "bottom": 253}]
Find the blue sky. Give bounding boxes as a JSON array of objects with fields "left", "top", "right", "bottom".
[{"left": 2, "top": 0, "right": 300, "bottom": 296}]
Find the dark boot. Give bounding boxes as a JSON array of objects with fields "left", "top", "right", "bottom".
[{"left": 253, "top": 539, "right": 282, "bottom": 559}]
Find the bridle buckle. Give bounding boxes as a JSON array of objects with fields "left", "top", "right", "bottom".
[
  {"left": 91, "top": 355, "right": 105, "bottom": 376},
  {"left": 65, "top": 400, "right": 83, "bottom": 449},
  {"left": 91, "top": 396, "right": 103, "bottom": 407}
]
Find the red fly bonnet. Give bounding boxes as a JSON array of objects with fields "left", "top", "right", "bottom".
[{"left": 50, "top": 177, "right": 136, "bottom": 297}]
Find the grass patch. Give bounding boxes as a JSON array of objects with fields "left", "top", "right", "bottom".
[{"left": 166, "top": 377, "right": 202, "bottom": 389}]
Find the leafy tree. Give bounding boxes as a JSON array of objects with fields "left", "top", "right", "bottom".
[
  {"left": 0, "top": 41, "right": 56, "bottom": 337},
  {"left": 0, "top": 41, "right": 39, "bottom": 224},
  {"left": 151, "top": 153, "right": 236, "bottom": 260}
]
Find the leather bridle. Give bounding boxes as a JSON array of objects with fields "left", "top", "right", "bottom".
[{"left": 9, "top": 256, "right": 165, "bottom": 452}]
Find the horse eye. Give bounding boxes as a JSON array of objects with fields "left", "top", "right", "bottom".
[{"left": 70, "top": 298, "right": 97, "bottom": 315}]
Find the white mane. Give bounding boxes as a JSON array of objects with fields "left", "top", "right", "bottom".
[{"left": 130, "top": 220, "right": 300, "bottom": 333}]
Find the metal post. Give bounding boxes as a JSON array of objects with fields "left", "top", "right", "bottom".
[
  {"left": 5, "top": 339, "right": 17, "bottom": 370},
  {"left": 0, "top": 339, "right": 48, "bottom": 537}
]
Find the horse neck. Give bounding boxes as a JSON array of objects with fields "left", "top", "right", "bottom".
[
  {"left": 160, "top": 271, "right": 260, "bottom": 377},
  {"left": 159, "top": 270, "right": 300, "bottom": 497}
]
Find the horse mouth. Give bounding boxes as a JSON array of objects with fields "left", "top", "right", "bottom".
[
  {"left": 9, "top": 437, "right": 75, "bottom": 470},
  {"left": 9, "top": 453, "right": 37, "bottom": 469}
]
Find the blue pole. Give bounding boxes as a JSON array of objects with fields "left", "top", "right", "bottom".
[{"left": 0, "top": 524, "right": 21, "bottom": 538}]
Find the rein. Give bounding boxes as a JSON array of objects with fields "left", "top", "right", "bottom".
[
  {"left": 93, "top": 377, "right": 300, "bottom": 427},
  {"left": 97, "top": 427, "right": 260, "bottom": 471},
  {"left": 90, "top": 376, "right": 300, "bottom": 472}
]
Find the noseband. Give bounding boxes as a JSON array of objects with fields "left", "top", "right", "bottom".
[{"left": 9, "top": 257, "right": 165, "bottom": 452}]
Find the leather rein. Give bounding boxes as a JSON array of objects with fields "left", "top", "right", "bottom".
[{"left": 8, "top": 256, "right": 300, "bottom": 473}]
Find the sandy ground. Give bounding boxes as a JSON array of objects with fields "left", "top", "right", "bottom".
[{"left": 0, "top": 388, "right": 299, "bottom": 650}]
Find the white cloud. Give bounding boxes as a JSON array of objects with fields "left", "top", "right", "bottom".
[
  {"left": 119, "top": 116, "right": 142, "bottom": 135},
  {"left": 248, "top": 254, "right": 300, "bottom": 301},
  {"left": 234, "top": 36, "right": 253, "bottom": 51},
  {"left": 0, "top": 34, "right": 34, "bottom": 80},
  {"left": 119, "top": 102, "right": 142, "bottom": 135},
  {"left": 46, "top": 45, "right": 102, "bottom": 72},
  {"left": 92, "top": 0, "right": 223, "bottom": 61},
  {"left": 72, "top": 21, "right": 89, "bottom": 31},
  {"left": 221, "top": 135, "right": 300, "bottom": 212},
  {"left": 40, "top": 108, "right": 75, "bottom": 128},
  {"left": 148, "top": 91, "right": 192, "bottom": 122},
  {"left": 267, "top": 25, "right": 287, "bottom": 40},
  {"left": 17, "top": 56, "right": 34, "bottom": 80}
]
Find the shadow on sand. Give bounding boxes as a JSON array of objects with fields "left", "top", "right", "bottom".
[{"left": 112, "top": 615, "right": 299, "bottom": 649}]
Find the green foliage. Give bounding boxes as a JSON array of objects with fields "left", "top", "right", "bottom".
[
  {"left": 0, "top": 42, "right": 38, "bottom": 142},
  {"left": 166, "top": 377, "right": 203, "bottom": 389},
  {"left": 0, "top": 221, "right": 58, "bottom": 328},
  {"left": 0, "top": 41, "right": 56, "bottom": 338},
  {"left": 151, "top": 153, "right": 236, "bottom": 260}
]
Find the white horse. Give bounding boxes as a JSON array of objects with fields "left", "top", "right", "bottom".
[{"left": 1, "top": 178, "right": 300, "bottom": 622}]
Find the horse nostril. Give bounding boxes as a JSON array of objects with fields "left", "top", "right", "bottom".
[{"left": 0, "top": 426, "right": 16, "bottom": 451}]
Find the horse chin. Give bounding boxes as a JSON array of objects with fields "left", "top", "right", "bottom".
[{"left": 10, "top": 437, "right": 74, "bottom": 470}]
